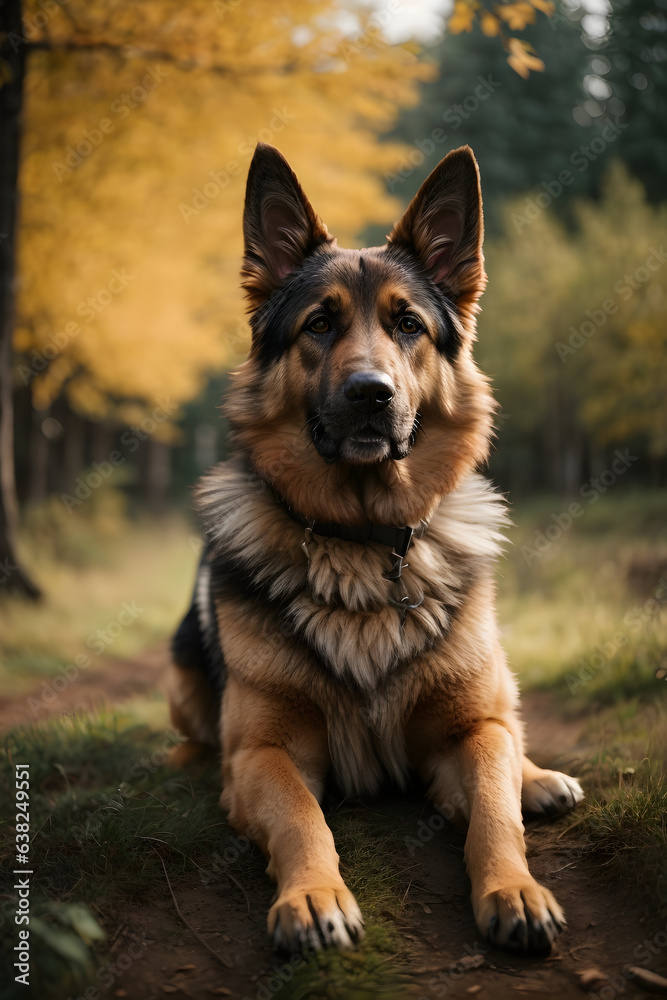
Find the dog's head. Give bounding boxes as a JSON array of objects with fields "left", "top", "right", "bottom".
[{"left": 226, "top": 144, "right": 495, "bottom": 525}]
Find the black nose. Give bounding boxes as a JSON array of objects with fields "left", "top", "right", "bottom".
[{"left": 343, "top": 371, "right": 395, "bottom": 414}]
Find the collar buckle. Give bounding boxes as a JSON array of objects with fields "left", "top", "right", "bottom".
[
  {"left": 387, "top": 591, "right": 425, "bottom": 627},
  {"left": 301, "top": 524, "right": 314, "bottom": 563},
  {"left": 382, "top": 525, "right": 415, "bottom": 582}
]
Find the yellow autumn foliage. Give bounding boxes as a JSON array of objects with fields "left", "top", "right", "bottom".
[
  {"left": 507, "top": 37, "right": 545, "bottom": 77},
  {"left": 496, "top": 2, "right": 537, "bottom": 31},
  {"left": 16, "top": 0, "right": 433, "bottom": 425},
  {"left": 448, "top": 0, "right": 553, "bottom": 75},
  {"left": 480, "top": 12, "right": 501, "bottom": 37},
  {"left": 448, "top": 1, "right": 478, "bottom": 34}
]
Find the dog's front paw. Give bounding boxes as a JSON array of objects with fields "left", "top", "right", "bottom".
[
  {"left": 474, "top": 880, "right": 565, "bottom": 956},
  {"left": 268, "top": 884, "right": 364, "bottom": 953},
  {"left": 523, "top": 769, "right": 584, "bottom": 816}
]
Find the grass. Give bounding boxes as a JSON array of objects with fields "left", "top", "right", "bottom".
[
  {"left": 0, "top": 487, "right": 199, "bottom": 695},
  {"left": 0, "top": 489, "right": 415, "bottom": 997},
  {"left": 497, "top": 490, "right": 667, "bottom": 913},
  {"left": 1, "top": 486, "right": 667, "bottom": 996},
  {"left": 497, "top": 488, "right": 667, "bottom": 702},
  {"left": 277, "top": 808, "right": 417, "bottom": 1000},
  {"left": 578, "top": 762, "right": 667, "bottom": 908},
  {"left": 0, "top": 711, "right": 414, "bottom": 1000},
  {"left": 0, "top": 710, "right": 230, "bottom": 999}
]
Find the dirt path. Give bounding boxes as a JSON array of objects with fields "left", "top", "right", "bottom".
[
  {"left": 2, "top": 649, "right": 661, "bottom": 999},
  {"left": 108, "top": 796, "right": 654, "bottom": 1000},
  {"left": 0, "top": 642, "right": 170, "bottom": 730}
]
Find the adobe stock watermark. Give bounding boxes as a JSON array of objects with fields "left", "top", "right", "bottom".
[
  {"left": 71, "top": 729, "right": 183, "bottom": 843},
  {"left": 26, "top": 601, "right": 145, "bottom": 717},
  {"left": 556, "top": 246, "right": 667, "bottom": 362},
  {"left": 213, "top": 0, "right": 242, "bottom": 19},
  {"left": 419, "top": 944, "right": 486, "bottom": 999},
  {"left": 51, "top": 66, "right": 170, "bottom": 181},
  {"left": 60, "top": 397, "right": 177, "bottom": 513},
  {"left": 404, "top": 773, "right": 481, "bottom": 858},
  {"left": 222, "top": 317, "right": 251, "bottom": 355},
  {"left": 334, "top": 0, "right": 402, "bottom": 63},
  {"left": 385, "top": 75, "right": 501, "bottom": 192},
  {"left": 403, "top": 798, "right": 468, "bottom": 857},
  {"left": 212, "top": 824, "right": 260, "bottom": 871},
  {"left": 179, "top": 108, "right": 296, "bottom": 223},
  {"left": 16, "top": 267, "right": 136, "bottom": 387},
  {"left": 587, "top": 917, "right": 667, "bottom": 1000},
  {"left": 521, "top": 449, "right": 638, "bottom": 565},
  {"left": 0, "top": 557, "right": 20, "bottom": 588},
  {"left": 65, "top": 935, "right": 150, "bottom": 1000},
  {"left": 241, "top": 948, "right": 321, "bottom": 1000},
  {"left": 512, "top": 117, "right": 628, "bottom": 233},
  {"left": 6, "top": 0, "right": 70, "bottom": 53},
  {"left": 565, "top": 577, "right": 667, "bottom": 695}
]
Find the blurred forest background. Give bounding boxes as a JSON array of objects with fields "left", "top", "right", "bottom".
[
  {"left": 1, "top": 3, "right": 666, "bottom": 996},
  {"left": 0, "top": 0, "right": 665, "bottom": 580}
]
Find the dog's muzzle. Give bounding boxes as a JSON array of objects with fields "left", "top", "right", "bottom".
[{"left": 309, "top": 368, "right": 419, "bottom": 464}]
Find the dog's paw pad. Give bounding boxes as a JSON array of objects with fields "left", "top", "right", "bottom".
[{"left": 523, "top": 770, "right": 584, "bottom": 816}]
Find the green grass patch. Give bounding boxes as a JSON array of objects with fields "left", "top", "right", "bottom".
[
  {"left": 556, "top": 633, "right": 667, "bottom": 703},
  {"left": 498, "top": 490, "right": 667, "bottom": 912},
  {"left": 0, "top": 710, "right": 225, "bottom": 999},
  {"left": 1, "top": 488, "right": 199, "bottom": 695},
  {"left": 498, "top": 488, "right": 667, "bottom": 701},
  {"left": 280, "top": 809, "right": 412, "bottom": 1000},
  {"left": 554, "top": 702, "right": 667, "bottom": 914},
  {"left": 575, "top": 760, "right": 667, "bottom": 913},
  {"left": 2, "top": 487, "right": 666, "bottom": 996},
  {"left": 1, "top": 712, "right": 416, "bottom": 1000}
]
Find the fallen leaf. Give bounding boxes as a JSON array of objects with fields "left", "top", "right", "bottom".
[
  {"left": 578, "top": 967, "right": 608, "bottom": 988},
  {"left": 176, "top": 964, "right": 196, "bottom": 972},
  {"left": 451, "top": 954, "right": 485, "bottom": 973}
]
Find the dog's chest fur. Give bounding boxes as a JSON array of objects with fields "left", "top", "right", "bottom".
[
  {"left": 294, "top": 533, "right": 454, "bottom": 688},
  {"left": 197, "top": 460, "right": 508, "bottom": 794}
]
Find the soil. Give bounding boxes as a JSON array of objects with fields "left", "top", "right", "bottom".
[
  {"left": 2, "top": 648, "right": 664, "bottom": 1000},
  {"left": 0, "top": 643, "right": 170, "bottom": 730}
]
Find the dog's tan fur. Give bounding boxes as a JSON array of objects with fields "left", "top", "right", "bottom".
[{"left": 168, "top": 144, "right": 583, "bottom": 954}]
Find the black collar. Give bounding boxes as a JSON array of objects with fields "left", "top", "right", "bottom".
[
  {"left": 288, "top": 512, "right": 417, "bottom": 560},
  {"left": 279, "top": 500, "right": 429, "bottom": 610}
]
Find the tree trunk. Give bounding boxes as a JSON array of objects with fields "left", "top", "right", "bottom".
[
  {"left": 28, "top": 405, "right": 49, "bottom": 503},
  {"left": 146, "top": 438, "right": 170, "bottom": 514},
  {"left": 0, "top": 0, "right": 40, "bottom": 598},
  {"left": 64, "top": 407, "right": 86, "bottom": 487}
]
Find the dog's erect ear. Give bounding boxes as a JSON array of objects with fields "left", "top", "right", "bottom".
[
  {"left": 387, "top": 146, "right": 484, "bottom": 302},
  {"left": 241, "top": 143, "right": 331, "bottom": 307}
]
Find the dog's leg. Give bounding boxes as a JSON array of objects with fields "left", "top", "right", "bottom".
[
  {"left": 427, "top": 720, "right": 565, "bottom": 954},
  {"left": 220, "top": 678, "right": 364, "bottom": 952},
  {"left": 166, "top": 663, "right": 220, "bottom": 766},
  {"left": 522, "top": 755, "right": 584, "bottom": 816}
]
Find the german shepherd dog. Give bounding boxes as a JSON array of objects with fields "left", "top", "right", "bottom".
[{"left": 169, "top": 143, "right": 583, "bottom": 957}]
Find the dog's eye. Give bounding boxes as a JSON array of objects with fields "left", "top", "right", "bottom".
[
  {"left": 398, "top": 315, "right": 423, "bottom": 336},
  {"left": 308, "top": 317, "right": 331, "bottom": 335}
]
